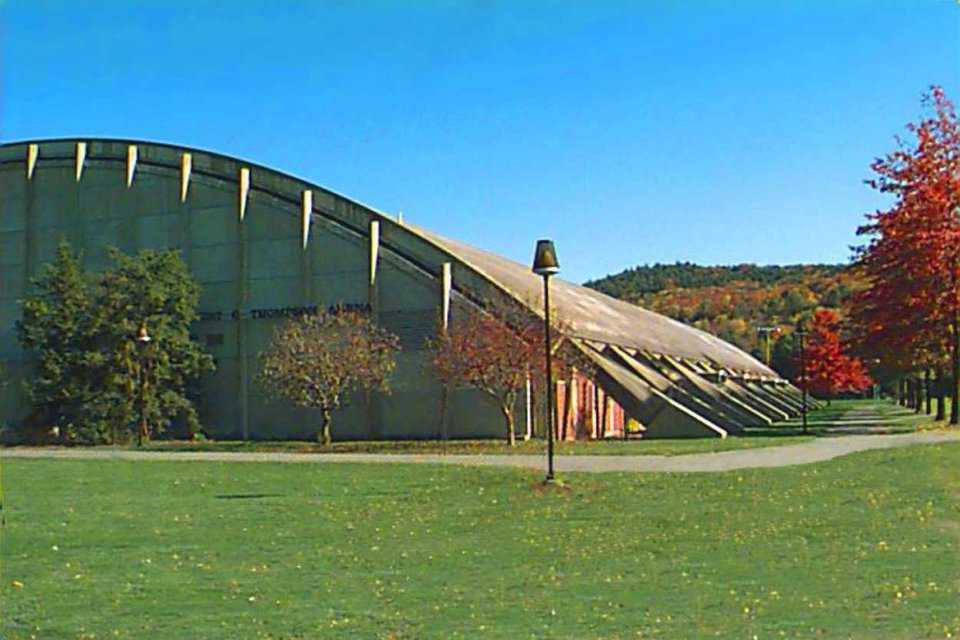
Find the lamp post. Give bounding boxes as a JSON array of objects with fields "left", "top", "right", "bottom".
[
  {"left": 795, "top": 325, "right": 808, "bottom": 434},
  {"left": 532, "top": 239, "right": 559, "bottom": 483},
  {"left": 136, "top": 322, "right": 152, "bottom": 447}
]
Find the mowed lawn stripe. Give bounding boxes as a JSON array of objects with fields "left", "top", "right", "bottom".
[{"left": 1, "top": 444, "right": 958, "bottom": 639}]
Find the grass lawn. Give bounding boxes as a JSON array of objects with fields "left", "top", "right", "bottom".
[
  {"left": 133, "top": 399, "right": 931, "bottom": 457},
  {"left": 787, "top": 398, "right": 942, "bottom": 427},
  {"left": 139, "top": 434, "right": 816, "bottom": 457},
  {"left": 1, "top": 442, "right": 958, "bottom": 638},
  {"left": 748, "top": 398, "right": 941, "bottom": 437}
]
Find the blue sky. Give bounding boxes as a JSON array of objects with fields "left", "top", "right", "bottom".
[{"left": 2, "top": 1, "right": 958, "bottom": 283}]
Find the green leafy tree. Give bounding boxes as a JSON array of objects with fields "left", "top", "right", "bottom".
[
  {"left": 770, "top": 331, "right": 803, "bottom": 380},
  {"left": 258, "top": 310, "right": 400, "bottom": 446},
  {"left": 88, "top": 248, "right": 215, "bottom": 442},
  {"left": 17, "top": 241, "right": 214, "bottom": 444},
  {"left": 16, "top": 241, "right": 101, "bottom": 442}
]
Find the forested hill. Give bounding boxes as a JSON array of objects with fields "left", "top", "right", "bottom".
[
  {"left": 583, "top": 262, "right": 861, "bottom": 375},
  {"left": 584, "top": 263, "right": 849, "bottom": 299}
]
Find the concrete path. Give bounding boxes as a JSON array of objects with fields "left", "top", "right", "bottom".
[{"left": 3, "top": 431, "right": 958, "bottom": 474}]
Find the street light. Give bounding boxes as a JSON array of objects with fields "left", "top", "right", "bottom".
[
  {"left": 795, "top": 324, "right": 808, "bottom": 435},
  {"left": 532, "top": 239, "right": 559, "bottom": 483},
  {"left": 136, "top": 322, "right": 152, "bottom": 447}
]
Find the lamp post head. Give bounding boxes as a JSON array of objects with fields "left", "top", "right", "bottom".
[
  {"left": 136, "top": 322, "right": 152, "bottom": 344},
  {"left": 532, "top": 239, "right": 560, "bottom": 276}
]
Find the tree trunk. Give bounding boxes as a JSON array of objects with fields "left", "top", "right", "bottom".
[
  {"left": 953, "top": 318, "right": 960, "bottom": 425},
  {"left": 936, "top": 368, "right": 946, "bottom": 421},
  {"left": 562, "top": 373, "right": 574, "bottom": 441},
  {"left": 915, "top": 376, "right": 923, "bottom": 414},
  {"left": 897, "top": 378, "right": 904, "bottom": 406},
  {"left": 925, "top": 368, "right": 932, "bottom": 415},
  {"left": 439, "top": 385, "right": 449, "bottom": 442},
  {"left": 592, "top": 384, "right": 600, "bottom": 440},
  {"left": 600, "top": 393, "right": 609, "bottom": 440},
  {"left": 502, "top": 404, "right": 516, "bottom": 447},
  {"left": 524, "top": 373, "right": 533, "bottom": 441},
  {"left": 319, "top": 409, "right": 332, "bottom": 446}
]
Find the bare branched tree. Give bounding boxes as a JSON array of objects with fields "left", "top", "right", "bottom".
[{"left": 258, "top": 310, "right": 400, "bottom": 445}]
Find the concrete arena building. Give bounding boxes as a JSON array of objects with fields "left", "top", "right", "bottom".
[{"left": 0, "top": 139, "right": 804, "bottom": 440}]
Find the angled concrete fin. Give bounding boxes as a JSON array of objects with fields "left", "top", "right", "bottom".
[
  {"left": 180, "top": 153, "right": 192, "bottom": 202},
  {"left": 744, "top": 381, "right": 800, "bottom": 415},
  {"left": 239, "top": 168, "right": 250, "bottom": 221},
  {"left": 779, "top": 382, "right": 816, "bottom": 408},
  {"left": 26, "top": 144, "right": 38, "bottom": 180},
  {"left": 126, "top": 145, "right": 137, "bottom": 187},
  {"left": 441, "top": 262, "right": 452, "bottom": 331},
  {"left": 301, "top": 190, "right": 312, "bottom": 249},
  {"left": 607, "top": 345, "right": 733, "bottom": 436},
  {"left": 369, "top": 221, "right": 380, "bottom": 286},
  {"left": 757, "top": 382, "right": 803, "bottom": 412},
  {"left": 660, "top": 354, "right": 769, "bottom": 428},
  {"left": 75, "top": 142, "right": 86, "bottom": 182},
  {"left": 723, "top": 378, "right": 790, "bottom": 421},
  {"left": 578, "top": 342, "right": 727, "bottom": 439},
  {"left": 779, "top": 387, "right": 811, "bottom": 411}
]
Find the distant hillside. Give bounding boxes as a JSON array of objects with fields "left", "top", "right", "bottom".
[
  {"left": 584, "top": 262, "right": 863, "bottom": 376},
  {"left": 584, "top": 263, "right": 849, "bottom": 298}
]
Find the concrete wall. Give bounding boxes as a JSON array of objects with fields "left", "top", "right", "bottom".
[{"left": 0, "top": 140, "right": 510, "bottom": 440}]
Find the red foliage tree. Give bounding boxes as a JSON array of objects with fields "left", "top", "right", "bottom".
[
  {"left": 798, "top": 310, "right": 873, "bottom": 398},
  {"left": 427, "top": 299, "right": 592, "bottom": 445},
  {"left": 427, "top": 304, "right": 542, "bottom": 446},
  {"left": 851, "top": 86, "right": 960, "bottom": 422}
]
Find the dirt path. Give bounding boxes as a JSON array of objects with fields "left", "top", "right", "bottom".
[{"left": 3, "top": 431, "right": 958, "bottom": 474}]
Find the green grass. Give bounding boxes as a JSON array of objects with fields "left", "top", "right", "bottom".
[
  {"left": 2, "top": 442, "right": 959, "bottom": 638},
  {"left": 752, "top": 398, "right": 940, "bottom": 436},
  {"left": 134, "top": 399, "right": 927, "bottom": 457},
  {"left": 139, "top": 434, "right": 815, "bottom": 457}
]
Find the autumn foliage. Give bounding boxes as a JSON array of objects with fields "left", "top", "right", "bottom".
[
  {"left": 587, "top": 263, "right": 862, "bottom": 374},
  {"left": 851, "top": 86, "right": 960, "bottom": 422},
  {"left": 427, "top": 304, "right": 542, "bottom": 446},
  {"left": 797, "top": 310, "right": 873, "bottom": 398}
]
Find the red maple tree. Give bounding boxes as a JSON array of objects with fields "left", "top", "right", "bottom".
[
  {"left": 851, "top": 86, "right": 960, "bottom": 422},
  {"left": 427, "top": 300, "right": 592, "bottom": 445},
  {"left": 798, "top": 310, "right": 873, "bottom": 398},
  {"left": 427, "top": 304, "right": 543, "bottom": 446}
]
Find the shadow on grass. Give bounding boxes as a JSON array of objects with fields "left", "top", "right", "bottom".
[{"left": 745, "top": 401, "right": 935, "bottom": 438}]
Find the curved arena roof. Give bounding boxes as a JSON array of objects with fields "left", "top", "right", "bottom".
[{"left": 0, "top": 138, "right": 776, "bottom": 379}]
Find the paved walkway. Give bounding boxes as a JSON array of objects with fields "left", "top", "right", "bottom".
[{"left": 3, "top": 431, "right": 958, "bottom": 473}]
